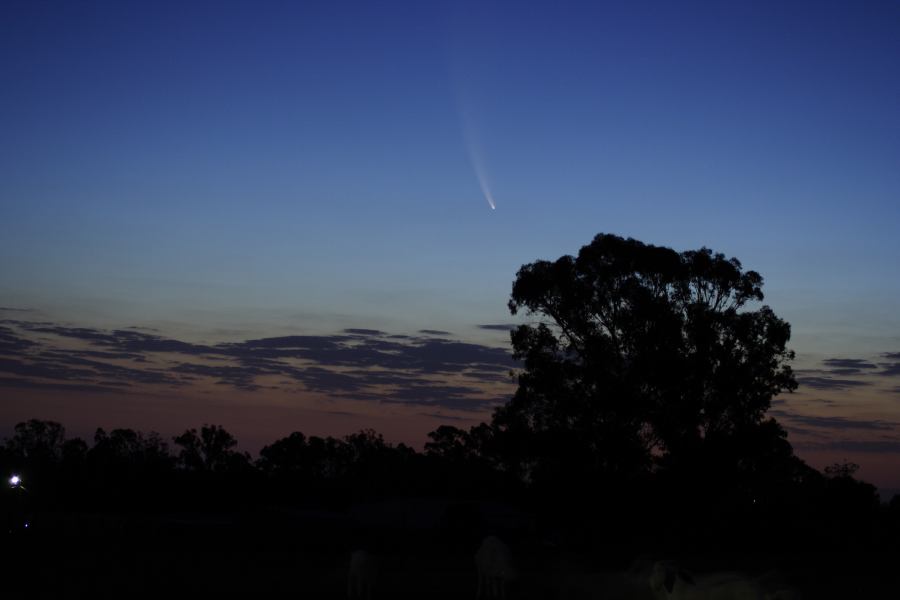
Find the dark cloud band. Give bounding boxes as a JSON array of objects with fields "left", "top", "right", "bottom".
[{"left": 0, "top": 319, "right": 518, "bottom": 413}]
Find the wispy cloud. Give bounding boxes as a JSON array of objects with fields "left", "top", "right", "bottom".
[
  {"left": 343, "top": 328, "right": 386, "bottom": 336},
  {"left": 0, "top": 377, "right": 125, "bottom": 394},
  {"left": 18, "top": 323, "right": 217, "bottom": 355},
  {"left": 418, "top": 412, "right": 471, "bottom": 421},
  {"left": 821, "top": 357, "right": 879, "bottom": 375},
  {"left": 822, "top": 358, "right": 878, "bottom": 370},
  {"left": 795, "top": 440, "right": 900, "bottom": 454},
  {"left": 876, "top": 362, "right": 900, "bottom": 377},
  {"left": 771, "top": 409, "right": 898, "bottom": 432},
  {"left": 796, "top": 376, "right": 872, "bottom": 391},
  {"left": 0, "top": 326, "right": 36, "bottom": 354},
  {"left": 0, "top": 319, "right": 518, "bottom": 413},
  {"left": 477, "top": 324, "right": 518, "bottom": 331}
]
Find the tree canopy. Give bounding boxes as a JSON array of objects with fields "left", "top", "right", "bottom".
[
  {"left": 491, "top": 233, "right": 798, "bottom": 488},
  {"left": 173, "top": 424, "right": 250, "bottom": 473}
]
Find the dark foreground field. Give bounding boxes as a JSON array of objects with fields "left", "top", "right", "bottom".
[{"left": 1, "top": 506, "right": 894, "bottom": 599}]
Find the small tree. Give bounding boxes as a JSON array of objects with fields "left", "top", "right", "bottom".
[
  {"left": 173, "top": 424, "right": 248, "bottom": 473},
  {"left": 425, "top": 425, "right": 474, "bottom": 462},
  {"left": 824, "top": 461, "right": 860, "bottom": 479},
  {"left": 6, "top": 419, "right": 67, "bottom": 463},
  {"left": 258, "top": 431, "right": 310, "bottom": 476}
]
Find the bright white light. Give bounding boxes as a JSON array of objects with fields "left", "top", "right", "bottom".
[{"left": 9, "top": 475, "right": 20, "bottom": 487}]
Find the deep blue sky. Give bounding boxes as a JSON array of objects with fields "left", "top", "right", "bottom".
[{"left": 2, "top": 1, "right": 900, "bottom": 487}]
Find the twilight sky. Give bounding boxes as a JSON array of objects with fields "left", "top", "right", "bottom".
[{"left": 2, "top": 2, "right": 900, "bottom": 493}]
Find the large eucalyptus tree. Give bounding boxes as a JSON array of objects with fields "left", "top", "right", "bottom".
[{"left": 493, "top": 233, "right": 797, "bottom": 487}]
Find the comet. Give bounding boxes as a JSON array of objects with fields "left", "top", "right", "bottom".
[
  {"left": 458, "top": 96, "right": 497, "bottom": 210},
  {"left": 469, "top": 146, "right": 497, "bottom": 210}
]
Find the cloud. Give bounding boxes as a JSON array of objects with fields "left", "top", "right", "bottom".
[
  {"left": 0, "top": 326, "right": 36, "bottom": 354},
  {"left": 822, "top": 358, "right": 878, "bottom": 370},
  {"left": 777, "top": 424, "right": 830, "bottom": 439},
  {"left": 0, "top": 307, "right": 34, "bottom": 313},
  {"left": 406, "top": 339, "right": 515, "bottom": 373},
  {"left": 0, "top": 345, "right": 181, "bottom": 391},
  {"left": 419, "top": 329, "right": 452, "bottom": 336},
  {"left": 172, "top": 362, "right": 272, "bottom": 390},
  {"left": 876, "top": 362, "right": 900, "bottom": 377},
  {"left": 0, "top": 357, "right": 100, "bottom": 382},
  {"left": 225, "top": 335, "right": 348, "bottom": 356},
  {"left": 462, "top": 370, "right": 515, "bottom": 383},
  {"left": 18, "top": 323, "right": 216, "bottom": 355},
  {"left": 37, "top": 352, "right": 177, "bottom": 385},
  {"left": 1, "top": 320, "right": 518, "bottom": 413},
  {"left": 292, "top": 366, "right": 370, "bottom": 393},
  {"left": 771, "top": 410, "right": 898, "bottom": 432},
  {"left": 381, "top": 384, "right": 503, "bottom": 411},
  {"left": 477, "top": 324, "right": 518, "bottom": 331},
  {"left": 820, "top": 358, "right": 879, "bottom": 375},
  {"left": 795, "top": 440, "right": 900, "bottom": 454},
  {"left": 111, "top": 330, "right": 217, "bottom": 354},
  {"left": 341, "top": 370, "right": 420, "bottom": 386},
  {"left": 796, "top": 376, "right": 871, "bottom": 391},
  {"left": 24, "top": 324, "right": 120, "bottom": 344},
  {"left": 231, "top": 334, "right": 518, "bottom": 411},
  {"left": 68, "top": 350, "right": 147, "bottom": 361},
  {"left": 224, "top": 335, "right": 516, "bottom": 375},
  {"left": 419, "top": 412, "right": 471, "bottom": 421},
  {"left": 0, "top": 377, "right": 125, "bottom": 393}
]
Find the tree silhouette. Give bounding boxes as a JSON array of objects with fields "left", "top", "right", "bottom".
[
  {"left": 492, "top": 233, "right": 798, "bottom": 491},
  {"left": 91, "top": 428, "right": 171, "bottom": 469},
  {"left": 258, "top": 431, "right": 312, "bottom": 477},
  {"left": 824, "top": 461, "right": 860, "bottom": 479},
  {"left": 425, "top": 425, "right": 474, "bottom": 462},
  {"left": 6, "top": 419, "right": 67, "bottom": 464},
  {"left": 173, "top": 424, "right": 248, "bottom": 473}
]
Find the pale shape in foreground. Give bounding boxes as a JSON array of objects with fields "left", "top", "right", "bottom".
[
  {"left": 475, "top": 535, "right": 516, "bottom": 599},
  {"left": 648, "top": 561, "right": 780, "bottom": 600},
  {"left": 347, "top": 549, "right": 377, "bottom": 600}
]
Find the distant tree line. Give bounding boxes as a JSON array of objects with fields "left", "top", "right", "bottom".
[
  {"left": 0, "top": 416, "right": 895, "bottom": 553},
  {"left": 0, "top": 419, "right": 518, "bottom": 512}
]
